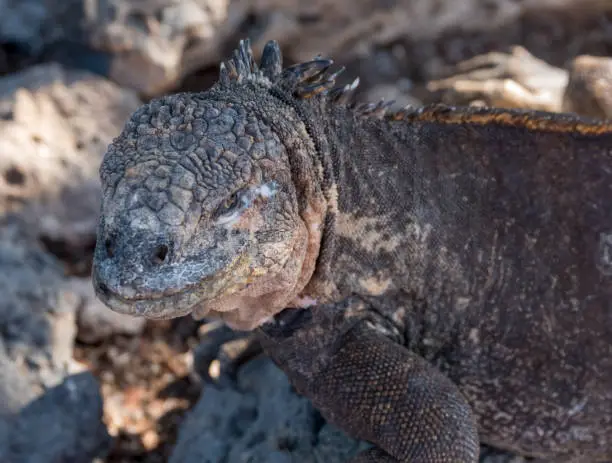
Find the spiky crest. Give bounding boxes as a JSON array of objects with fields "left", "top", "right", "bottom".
[
  {"left": 219, "top": 38, "right": 367, "bottom": 111},
  {"left": 218, "top": 38, "right": 612, "bottom": 133},
  {"left": 219, "top": 39, "right": 423, "bottom": 120}
]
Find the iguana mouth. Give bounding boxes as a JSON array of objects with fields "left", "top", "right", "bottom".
[
  {"left": 92, "top": 255, "right": 247, "bottom": 319},
  {"left": 94, "top": 281, "right": 199, "bottom": 319}
]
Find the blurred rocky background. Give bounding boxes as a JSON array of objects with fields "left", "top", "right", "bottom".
[{"left": 1, "top": 0, "right": 612, "bottom": 461}]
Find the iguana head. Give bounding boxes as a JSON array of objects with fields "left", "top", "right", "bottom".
[{"left": 92, "top": 40, "right": 347, "bottom": 330}]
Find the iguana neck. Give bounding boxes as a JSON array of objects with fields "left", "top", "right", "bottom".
[
  {"left": 302, "top": 103, "right": 612, "bottom": 310},
  {"left": 302, "top": 106, "right": 442, "bottom": 303}
]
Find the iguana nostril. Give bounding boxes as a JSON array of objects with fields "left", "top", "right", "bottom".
[
  {"left": 97, "top": 281, "right": 110, "bottom": 296},
  {"left": 152, "top": 244, "right": 169, "bottom": 265},
  {"left": 104, "top": 237, "right": 114, "bottom": 258}
]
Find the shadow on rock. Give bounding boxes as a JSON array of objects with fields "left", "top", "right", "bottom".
[{"left": 0, "top": 372, "right": 111, "bottom": 463}]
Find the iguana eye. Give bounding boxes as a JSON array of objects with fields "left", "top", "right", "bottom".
[{"left": 214, "top": 191, "right": 243, "bottom": 221}]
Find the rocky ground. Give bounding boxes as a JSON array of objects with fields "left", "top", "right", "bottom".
[{"left": 1, "top": 1, "right": 612, "bottom": 462}]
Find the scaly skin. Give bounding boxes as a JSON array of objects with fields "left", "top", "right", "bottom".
[{"left": 92, "top": 40, "right": 612, "bottom": 462}]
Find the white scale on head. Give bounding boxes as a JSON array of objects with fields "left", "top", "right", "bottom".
[{"left": 216, "top": 181, "right": 278, "bottom": 226}]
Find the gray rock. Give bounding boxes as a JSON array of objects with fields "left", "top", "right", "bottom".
[
  {"left": 2, "top": 0, "right": 611, "bottom": 97},
  {"left": 69, "top": 276, "right": 146, "bottom": 343},
  {"left": 0, "top": 44, "right": 138, "bottom": 463},
  {"left": 2, "top": 372, "right": 111, "bottom": 463},
  {"left": 0, "top": 339, "right": 39, "bottom": 415},
  {"left": 0, "top": 0, "right": 247, "bottom": 95},
  {"left": 0, "top": 234, "right": 111, "bottom": 461},
  {"left": 0, "top": 416, "right": 10, "bottom": 463},
  {"left": 0, "top": 62, "right": 141, "bottom": 215},
  {"left": 0, "top": 238, "right": 78, "bottom": 391},
  {"left": 86, "top": 0, "right": 245, "bottom": 95},
  {"left": 480, "top": 447, "right": 527, "bottom": 463},
  {"left": 170, "top": 355, "right": 366, "bottom": 463},
  {"left": 0, "top": 0, "right": 50, "bottom": 52}
]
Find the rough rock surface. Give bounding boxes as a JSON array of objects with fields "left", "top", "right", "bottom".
[
  {"left": 71, "top": 276, "right": 146, "bottom": 344},
  {"left": 0, "top": 62, "right": 141, "bottom": 215},
  {"left": 0, "top": 0, "right": 50, "bottom": 52},
  {"left": 0, "top": 225, "right": 111, "bottom": 461},
  {"left": 170, "top": 355, "right": 368, "bottom": 463},
  {"left": 3, "top": 0, "right": 612, "bottom": 95},
  {"left": 242, "top": 0, "right": 604, "bottom": 62},
  {"left": 0, "top": 228, "right": 78, "bottom": 392},
  {"left": 71, "top": 0, "right": 245, "bottom": 96},
  {"left": 0, "top": 372, "right": 111, "bottom": 463},
  {"left": 0, "top": 0, "right": 244, "bottom": 95}
]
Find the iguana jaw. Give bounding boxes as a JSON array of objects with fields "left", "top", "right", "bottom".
[
  {"left": 190, "top": 215, "right": 320, "bottom": 331},
  {"left": 92, "top": 254, "right": 246, "bottom": 320},
  {"left": 92, "top": 276, "right": 197, "bottom": 320}
]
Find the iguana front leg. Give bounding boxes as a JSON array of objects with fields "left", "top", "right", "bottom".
[{"left": 258, "top": 304, "right": 480, "bottom": 462}]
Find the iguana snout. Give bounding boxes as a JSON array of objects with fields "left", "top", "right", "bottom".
[{"left": 92, "top": 216, "right": 240, "bottom": 319}]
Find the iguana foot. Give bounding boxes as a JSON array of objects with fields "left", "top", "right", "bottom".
[{"left": 194, "top": 320, "right": 262, "bottom": 386}]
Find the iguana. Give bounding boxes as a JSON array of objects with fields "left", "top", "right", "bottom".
[{"left": 91, "top": 39, "right": 612, "bottom": 462}]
